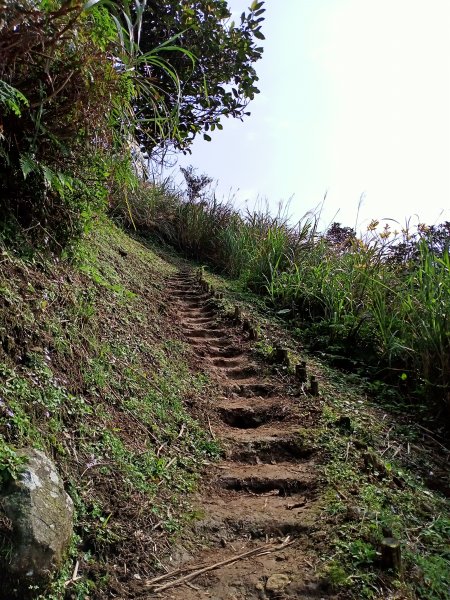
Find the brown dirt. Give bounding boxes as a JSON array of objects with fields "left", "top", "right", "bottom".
[{"left": 134, "top": 271, "right": 335, "bottom": 600}]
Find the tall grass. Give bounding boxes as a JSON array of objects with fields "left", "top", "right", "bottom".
[{"left": 114, "top": 179, "right": 450, "bottom": 415}]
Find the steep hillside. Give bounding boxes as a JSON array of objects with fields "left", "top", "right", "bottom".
[
  {"left": 0, "top": 221, "right": 219, "bottom": 598},
  {"left": 0, "top": 220, "right": 449, "bottom": 600}
]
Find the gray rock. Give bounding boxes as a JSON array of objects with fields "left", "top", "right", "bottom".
[{"left": 0, "top": 448, "right": 73, "bottom": 593}]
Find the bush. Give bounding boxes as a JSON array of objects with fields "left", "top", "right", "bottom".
[{"left": 0, "top": 2, "right": 123, "bottom": 251}]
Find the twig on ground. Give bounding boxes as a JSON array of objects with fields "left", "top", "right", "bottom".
[
  {"left": 345, "top": 441, "right": 350, "bottom": 462},
  {"left": 177, "top": 423, "right": 186, "bottom": 439},
  {"left": 416, "top": 424, "right": 449, "bottom": 453},
  {"left": 145, "top": 537, "right": 295, "bottom": 592},
  {"left": 207, "top": 415, "right": 215, "bottom": 440},
  {"left": 333, "top": 485, "right": 349, "bottom": 502},
  {"left": 64, "top": 560, "right": 81, "bottom": 587},
  {"left": 145, "top": 564, "right": 204, "bottom": 585},
  {"left": 185, "top": 581, "right": 201, "bottom": 591}
]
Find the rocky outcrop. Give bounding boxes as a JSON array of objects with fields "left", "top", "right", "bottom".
[{"left": 0, "top": 448, "right": 74, "bottom": 597}]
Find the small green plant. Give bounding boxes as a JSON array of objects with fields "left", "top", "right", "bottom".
[
  {"left": 414, "top": 554, "right": 450, "bottom": 600},
  {"left": 322, "top": 562, "right": 349, "bottom": 588},
  {"left": 0, "top": 439, "right": 27, "bottom": 486},
  {"left": 0, "top": 80, "right": 29, "bottom": 117},
  {"left": 341, "top": 539, "right": 377, "bottom": 567}
]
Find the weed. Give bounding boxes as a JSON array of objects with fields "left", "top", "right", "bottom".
[
  {"left": 413, "top": 554, "right": 450, "bottom": 600},
  {"left": 0, "top": 439, "right": 27, "bottom": 486}
]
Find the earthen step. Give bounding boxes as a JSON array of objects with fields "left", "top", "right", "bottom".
[
  {"left": 194, "top": 492, "right": 317, "bottom": 539},
  {"left": 224, "top": 432, "right": 315, "bottom": 463},
  {"left": 215, "top": 462, "right": 316, "bottom": 496}
]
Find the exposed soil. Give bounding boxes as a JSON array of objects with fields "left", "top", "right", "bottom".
[{"left": 136, "top": 271, "right": 335, "bottom": 600}]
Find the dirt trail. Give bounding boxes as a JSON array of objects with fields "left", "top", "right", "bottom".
[{"left": 145, "top": 271, "right": 332, "bottom": 600}]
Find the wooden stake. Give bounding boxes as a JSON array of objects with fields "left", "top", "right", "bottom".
[
  {"left": 381, "top": 537, "right": 401, "bottom": 572},
  {"left": 309, "top": 376, "right": 319, "bottom": 396},
  {"left": 295, "top": 361, "right": 307, "bottom": 383},
  {"left": 249, "top": 325, "right": 259, "bottom": 341},
  {"left": 274, "top": 346, "right": 289, "bottom": 365}
]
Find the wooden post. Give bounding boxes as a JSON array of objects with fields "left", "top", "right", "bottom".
[
  {"left": 274, "top": 346, "right": 290, "bottom": 366},
  {"left": 381, "top": 537, "right": 401, "bottom": 572},
  {"left": 234, "top": 306, "right": 241, "bottom": 321},
  {"left": 249, "top": 324, "right": 259, "bottom": 341},
  {"left": 295, "top": 361, "right": 307, "bottom": 383},
  {"left": 310, "top": 376, "right": 319, "bottom": 396},
  {"left": 242, "top": 318, "right": 250, "bottom": 332}
]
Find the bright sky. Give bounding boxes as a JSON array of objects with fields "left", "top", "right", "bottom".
[{"left": 174, "top": 0, "right": 450, "bottom": 232}]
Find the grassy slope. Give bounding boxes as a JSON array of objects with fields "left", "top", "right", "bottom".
[
  {"left": 201, "top": 269, "right": 450, "bottom": 600},
  {"left": 0, "top": 220, "right": 219, "bottom": 598},
  {"left": 0, "top": 220, "right": 448, "bottom": 599}
]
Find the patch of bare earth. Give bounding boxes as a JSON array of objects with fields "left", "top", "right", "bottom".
[{"left": 136, "top": 272, "right": 335, "bottom": 600}]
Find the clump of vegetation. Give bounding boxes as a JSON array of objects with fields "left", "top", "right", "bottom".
[
  {"left": 1, "top": 1, "right": 129, "bottom": 250},
  {"left": 0, "top": 0, "right": 265, "bottom": 252},
  {"left": 117, "top": 176, "right": 450, "bottom": 418},
  {"left": 0, "top": 439, "right": 27, "bottom": 486},
  {"left": 315, "top": 389, "right": 450, "bottom": 600}
]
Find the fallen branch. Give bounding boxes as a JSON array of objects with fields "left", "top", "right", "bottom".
[
  {"left": 144, "top": 563, "right": 205, "bottom": 586},
  {"left": 145, "top": 537, "right": 294, "bottom": 592}
]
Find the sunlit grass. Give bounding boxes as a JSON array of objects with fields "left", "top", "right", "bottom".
[{"left": 116, "top": 179, "right": 450, "bottom": 415}]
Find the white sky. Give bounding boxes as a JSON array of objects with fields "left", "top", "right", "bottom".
[{"left": 173, "top": 0, "right": 450, "bottom": 232}]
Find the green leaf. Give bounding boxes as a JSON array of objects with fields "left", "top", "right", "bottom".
[
  {"left": 203, "top": 134, "right": 212, "bottom": 142},
  {"left": 251, "top": 1, "right": 265, "bottom": 11},
  {"left": 19, "top": 154, "right": 37, "bottom": 179},
  {"left": 0, "top": 80, "right": 29, "bottom": 116},
  {"left": 254, "top": 30, "right": 265, "bottom": 40},
  {"left": 42, "top": 165, "right": 57, "bottom": 189}
]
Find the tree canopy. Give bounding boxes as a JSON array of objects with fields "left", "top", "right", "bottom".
[{"left": 136, "top": 0, "right": 265, "bottom": 151}]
